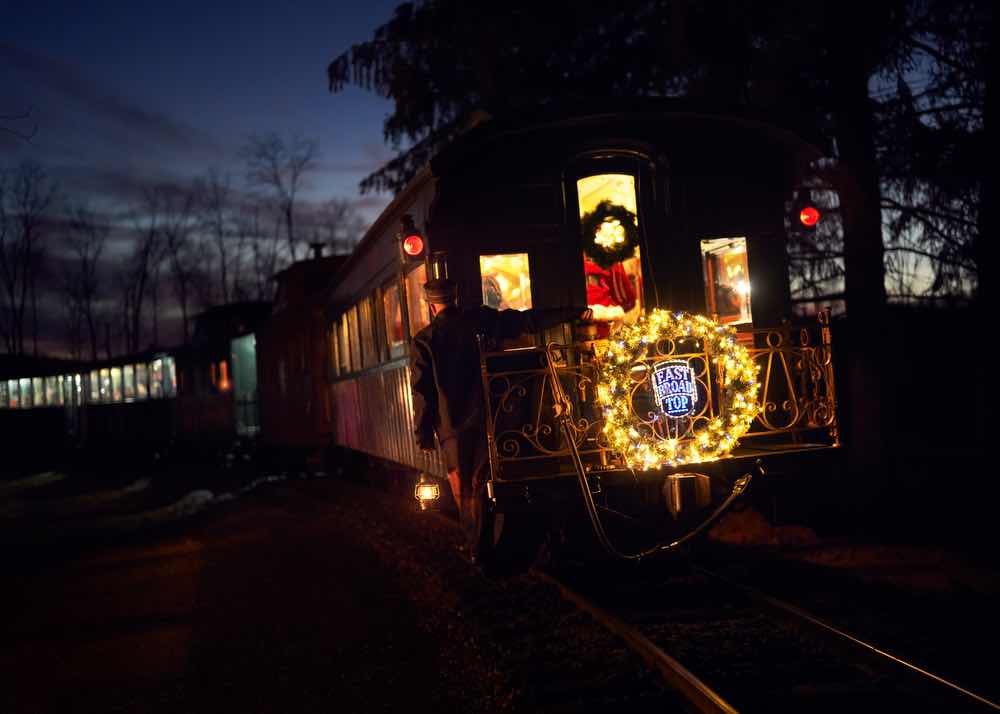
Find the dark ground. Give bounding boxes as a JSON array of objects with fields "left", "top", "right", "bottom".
[
  {"left": 2, "top": 458, "right": 998, "bottom": 713},
  {"left": 0, "top": 467, "right": 680, "bottom": 714}
]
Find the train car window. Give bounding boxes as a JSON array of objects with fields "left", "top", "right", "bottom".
[
  {"left": 326, "top": 322, "right": 340, "bottom": 377},
  {"left": 359, "top": 297, "right": 377, "bottom": 369},
  {"left": 163, "top": 356, "right": 177, "bottom": 396},
  {"left": 348, "top": 306, "right": 362, "bottom": 372},
  {"left": 33, "top": 377, "right": 45, "bottom": 407},
  {"left": 405, "top": 264, "right": 430, "bottom": 336},
  {"left": 135, "top": 364, "right": 148, "bottom": 399},
  {"left": 62, "top": 375, "right": 73, "bottom": 407},
  {"left": 0, "top": 380, "right": 8, "bottom": 408},
  {"left": 99, "top": 369, "right": 111, "bottom": 402},
  {"left": 577, "top": 174, "right": 644, "bottom": 326},
  {"left": 46, "top": 376, "right": 62, "bottom": 406},
  {"left": 337, "top": 316, "right": 351, "bottom": 374},
  {"left": 123, "top": 365, "right": 135, "bottom": 400},
  {"left": 700, "top": 238, "right": 753, "bottom": 325},
  {"left": 109, "top": 368, "right": 122, "bottom": 402},
  {"left": 382, "top": 281, "right": 406, "bottom": 359},
  {"left": 479, "top": 254, "right": 532, "bottom": 310},
  {"left": 150, "top": 360, "right": 164, "bottom": 398},
  {"left": 8, "top": 379, "right": 19, "bottom": 408},
  {"left": 89, "top": 370, "right": 100, "bottom": 402},
  {"left": 20, "top": 377, "right": 33, "bottom": 408}
]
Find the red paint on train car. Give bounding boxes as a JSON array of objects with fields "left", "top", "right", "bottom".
[{"left": 257, "top": 253, "right": 347, "bottom": 462}]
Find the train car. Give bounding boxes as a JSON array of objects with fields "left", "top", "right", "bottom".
[
  {"left": 325, "top": 100, "right": 841, "bottom": 562},
  {"left": 0, "top": 302, "right": 269, "bottom": 467},
  {"left": 255, "top": 247, "right": 347, "bottom": 469},
  {"left": 173, "top": 301, "right": 270, "bottom": 448}
]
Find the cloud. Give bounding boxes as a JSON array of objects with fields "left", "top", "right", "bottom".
[{"left": 0, "top": 42, "right": 221, "bottom": 156}]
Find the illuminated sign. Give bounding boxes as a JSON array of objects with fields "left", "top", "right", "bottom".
[{"left": 652, "top": 360, "right": 697, "bottom": 418}]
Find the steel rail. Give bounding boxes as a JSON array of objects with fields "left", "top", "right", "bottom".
[
  {"left": 532, "top": 569, "right": 738, "bottom": 714},
  {"left": 692, "top": 564, "right": 1000, "bottom": 711}
]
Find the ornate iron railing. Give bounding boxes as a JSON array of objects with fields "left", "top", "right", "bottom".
[{"left": 480, "top": 310, "right": 838, "bottom": 482}]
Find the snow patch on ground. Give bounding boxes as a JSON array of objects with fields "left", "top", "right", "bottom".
[
  {"left": 0, "top": 471, "right": 66, "bottom": 497},
  {"left": 91, "top": 490, "right": 216, "bottom": 532}
]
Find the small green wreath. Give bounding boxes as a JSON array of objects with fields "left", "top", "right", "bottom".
[{"left": 581, "top": 200, "right": 639, "bottom": 268}]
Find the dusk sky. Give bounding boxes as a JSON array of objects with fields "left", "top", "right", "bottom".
[{"left": 2, "top": 0, "right": 401, "bottom": 223}]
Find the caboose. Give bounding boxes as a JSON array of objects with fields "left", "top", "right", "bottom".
[{"left": 326, "top": 100, "right": 839, "bottom": 564}]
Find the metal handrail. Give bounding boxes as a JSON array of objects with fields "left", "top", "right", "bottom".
[{"left": 543, "top": 341, "right": 758, "bottom": 561}]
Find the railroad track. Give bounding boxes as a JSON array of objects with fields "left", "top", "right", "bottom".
[{"left": 535, "top": 558, "right": 1000, "bottom": 713}]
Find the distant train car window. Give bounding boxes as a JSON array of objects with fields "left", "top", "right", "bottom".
[
  {"left": 8, "top": 379, "right": 19, "bottom": 408},
  {"left": 348, "top": 306, "right": 362, "bottom": 372},
  {"left": 109, "top": 367, "right": 122, "bottom": 402},
  {"left": 577, "top": 174, "right": 644, "bottom": 325},
  {"left": 0, "top": 380, "right": 8, "bottom": 408},
  {"left": 163, "top": 356, "right": 177, "bottom": 396},
  {"left": 337, "top": 316, "right": 351, "bottom": 374},
  {"left": 479, "top": 253, "right": 532, "bottom": 310},
  {"left": 45, "top": 376, "right": 62, "bottom": 406},
  {"left": 135, "top": 364, "right": 148, "bottom": 399},
  {"left": 99, "top": 369, "right": 111, "bottom": 402},
  {"left": 382, "top": 281, "right": 406, "bottom": 359},
  {"left": 33, "top": 377, "right": 45, "bottom": 407},
  {"left": 123, "top": 365, "right": 135, "bottom": 400},
  {"left": 150, "top": 360, "right": 164, "bottom": 398},
  {"left": 89, "top": 370, "right": 99, "bottom": 402},
  {"left": 359, "top": 296, "right": 377, "bottom": 369},
  {"left": 20, "top": 378, "right": 33, "bottom": 408},
  {"left": 700, "top": 237, "right": 753, "bottom": 325},
  {"left": 405, "top": 264, "right": 430, "bottom": 336}
]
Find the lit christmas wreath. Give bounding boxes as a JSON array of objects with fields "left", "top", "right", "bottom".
[
  {"left": 595, "top": 309, "right": 761, "bottom": 469},
  {"left": 581, "top": 200, "right": 639, "bottom": 269}
]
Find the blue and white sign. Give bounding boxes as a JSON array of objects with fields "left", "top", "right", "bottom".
[{"left": 652, "top": 360, "right": 698, "bottom": 418}]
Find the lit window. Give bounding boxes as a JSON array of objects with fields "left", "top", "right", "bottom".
[
  {"left": 359, "top": 297, "right": 377, "bottom": 368},
  {"left": 8, "top": 379, "right": 19, "bottom": 408},
  {"left": 123, "top": 365, "right": 135, "bottom": 400},
  {"left": 701, "top": 238, "right": 753, "bottom": 325},
  {"left": 577, "top": 174, "right": 644, "bottom": 325},
  {"left": 348, "top": 307, "right": 362, "bottom": 371},
  {"left": 135, "top": 364, "right": 148, "bottom": 399},
  {"left": 216, "top": 360, "right": 231, "bottom": 392},
  {"left": 382, "top": 281, "right": 406, "bottom": 359},
  {"left": 150, "top": 360, "right": 163, "bottom": 398},
  {"left": 0, "top": 380, "right": 8, "bottom": 409},
  {"left": 46, "top": 376, "right": 62, "bottom": 406},
  {"left": 163, "top": 357, "right": 177, "bottom": 396},
  {"left": 479, "top": 253, "right": 532, "bottom": 311},
  {"left": 89, "top": 370, "right": 99, "bottom": 402},
  {"left": 405, "top": 263, "right": 430, "bottom": 336},
  {"left": 338, "top": 317, "right": 351, "bottom": 373},
  {"left": 33, "top": 377, "right": 45, "bottom": 407},
  {"left": 20, "top": 377, "right": 33, "bottom": 408},
  {"left": 110, "top": 367, "right": 123, "bottom": 402}
]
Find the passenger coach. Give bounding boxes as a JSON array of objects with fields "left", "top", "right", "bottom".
[{"left": 326, "top": 102, "right": 840, "bottom": 561}]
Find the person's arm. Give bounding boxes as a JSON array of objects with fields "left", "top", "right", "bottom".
[
  {"left": 409, "top": 338, "right": 438, "bottom": 450},
  {"left": 495, "top": 306, "right": 591, "bottom": 339}
]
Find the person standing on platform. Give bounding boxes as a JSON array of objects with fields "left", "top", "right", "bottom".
[{"left": 409, "top": 277, "right": 591, "bottom": 564}]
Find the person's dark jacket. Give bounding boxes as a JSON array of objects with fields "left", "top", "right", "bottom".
[{"left": 410, "top": 304, "right": 585, "bottom": 450}]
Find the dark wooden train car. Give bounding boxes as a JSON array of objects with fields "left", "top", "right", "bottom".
[
  {"left": 255, "top": 249, "right": 346, "bottom": 469},
  {"left": 324, "top": 101, "right": 841, "bottom": 558},
  {"left": 0, "top": 356, "right": 84, "bottom": 472},
  {"left": 174, "top": 302, "right": 271, "bottom": 447}
]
